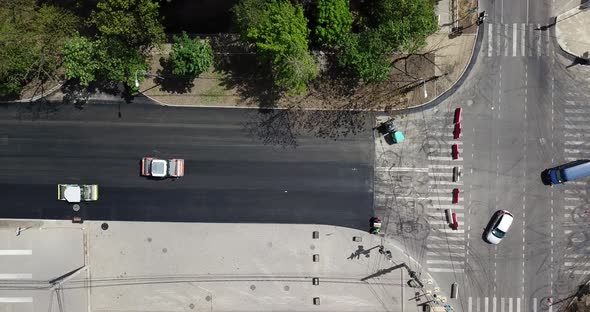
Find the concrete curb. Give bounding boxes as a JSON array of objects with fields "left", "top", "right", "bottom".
[
  {"left": 0, "top": 83, "right": 63, "bottom": 104},
  {"left": 555, "top": 3, "right": 590, "bottom": 63},
  {"left": 388, "top": 22, "right": 483, "bottom": 115}
]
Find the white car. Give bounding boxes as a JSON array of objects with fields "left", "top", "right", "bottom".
[
  {"left": 484, "top": 210, "right": 513, "bottom": 244},
  {"left": 57, "top": 184, "right": 99, "bottom": 203},
  {"left": 141, "top": 157, "right": 184, "bottom": 178}
]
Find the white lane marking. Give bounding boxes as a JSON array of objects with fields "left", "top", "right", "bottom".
[
  {"left": 533, "top": 298, "right": 537, "bottom": 312},
  {"left": 485, "top": 297, "right": 490, "bottom": 312},
  {"left": 428, "top": 268, "right": 465, "bottom": 272},
  {"left": 426, "top": 244, "right": 466, "bottom": 249},
  {"left": 437, "top": 229, "right": 465, "bottom": 233},
  {"left": 428, "top": 181, "right": 463, "bottom": 185},
  {"left": 0, "top": 250, "right": 32, "bottom": 255},
  {"left": 509, "top": 297, "right": 513, "bottom": 312},
  {"left": 478, "top": 297, "right": 481, "bottom": 312},
  {"left": 489, "top": 24, "right": 493, "bottom": 57},
  {"left": 546, "top": 27, "right": 550, "bottom": 56},
  {"left": 428, "top": 164, "right": 463, "bottom": 169},
  {"left": 426, "top": 251, "right": 466, "bottom": 257},
  {"left": 564, "top": 108, "right": 590, "bottom": 113},
  {"left": 427, "top": 156, "right": 464, "bottom": 161},
  {"left": 537, "top": 24, "right": 541, "bottom": 57},
  {"left": 564, "top": 141, "right": 590, "bottom": 145},
  {"left": 375, "top": 167, "right": 429, "bottom": 172},
  {"left": 428, "top": 140, "right": 464, "bottom": 145},
  {"left": 427, "top": 235, "right": 465, "bottom": 241},
  {"left": 469, "top": 297, "right": 473, "bottom": 312},
  {"left": 0, "top": 297, "right": 32, "bottom": 303},
  {"left": 521, "top": 24, "right": 525, "bottom": 56},
  {"left": 529, "top": 24, "right": 533, "bottom": 56},
  {"left": 426, "top": 259, "right": 465, "bottom": 265},
  {"left": 0, "top": 274, "right": 32, "bottom": 279},
  {"left": 565, "top": 116, "right": 590, "bottom": 121},
  {"left": 493, "top": 297, "right": 497, "bottom": 312},
  {"left": 517, "top": 298, "right": 521, "bottom": 312},
  {"left": 497, "top": 23, "right": 502, "bottom": 56},
  {"left": 565, "top": 124, "right": 590, "bottom": 129},
  {"left": 513, "top": 24, "right": 517, "bottom": 56},
  {"left": 428, "top": 172, "right": 454, "bottom": 177},
  {"left": 432, "top": 204, "right": 465, "bottom": 209},
  {"left": 505, "top": 25, "right": 509, "bottom": 56}
]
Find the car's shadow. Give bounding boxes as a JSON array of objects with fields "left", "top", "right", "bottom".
[{"left": 540, "top": 169, "right": 551, "bottom": 186}]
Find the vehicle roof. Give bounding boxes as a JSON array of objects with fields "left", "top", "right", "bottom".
[
  {"left": 562, "top": 160, "right": 590, "bottom": 180},
  {"left": 63, "top": 185, "right": 81, "bottom": 202},
  {"left": 151, "top": 159, "right": 167, "bottom": 177},
  {"left": 496, "top": 212, "right": 513, "bottom": 232}
]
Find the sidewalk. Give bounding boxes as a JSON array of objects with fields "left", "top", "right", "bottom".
[
  {"left": 1, "top": 220, "right": 455, "bottom": 312},
  {"left": 555, "top": 0, "right": 590, "bottom": 61}
]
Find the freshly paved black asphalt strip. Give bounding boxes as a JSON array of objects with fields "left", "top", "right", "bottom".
[{"left": 0, "top": 102, "right": 374, "bottom": 230}]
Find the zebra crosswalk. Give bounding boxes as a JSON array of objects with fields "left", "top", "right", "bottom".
[
  {"left": 467, "top": 297, "right": 547, "bottom": 312},
  {"left": 559, "top": 94, "right": 590, "bottom": 277},
  {"left": 482, "top": 23, "right": 552, "bottom": 58},
  {"left": 373, "top": 110, "right": 466, "bottom": 275}
]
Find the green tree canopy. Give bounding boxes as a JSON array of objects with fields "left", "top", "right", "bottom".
[
  {"left": 88, "top": 0, "right": 165, "bottom": 51},
  {"left": 233, "top": 0, "right": 317, "bottom": 94},
  {"left": 365, "top": 0, "right": 437, "bottom": 52},
  {"left": 336, "top": 0, "right": 437, "bottom": 82},
  {"left": 0, "top": 0, "right": 79, "bottom": 98},
  {"left": 336, "top": 31, "right": 391, "bottom": 82},
  {"left": 63, "top": 35, "right": 99, "bottom": 86},
  {"left": 314, "top": 0, "right": 353, "bottom": 47},
  {"left": 169, "top": 32, "right": 213, "bottom": 79}
]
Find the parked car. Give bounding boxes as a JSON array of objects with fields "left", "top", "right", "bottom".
[
  {"left": 141, "top": 157, "right": 185, "bottom": 178},
  {"left": 370, "top": 217, "right": 382, "bottom": 234},
  {"left": 453, "top": 122, "right": 462, "bottom": 139},
  {"left": 452, "top": 144, "right": 460, "bottom": 159},
  {"left": 483, "top": 210, "right": 514, "bottom": 244},
  {"left": 57, "top": 184, "right": 98, "bottom": 203},
  {"left": 454, "top": 107, "right": 462, "bottom": 124}
]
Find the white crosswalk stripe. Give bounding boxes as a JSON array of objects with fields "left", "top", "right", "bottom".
[
  {"left": 468, "top": 297, "right": 530, "bottom": 312},
  {"left": 0, "top": 249, "right": 33, "bottom": 305},
  {"left": 483, "top": 23, "right": 551, "bottom": 57}
]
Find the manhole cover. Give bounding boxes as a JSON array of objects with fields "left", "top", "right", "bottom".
[
  {"left": 72, "top": 204, "right": 80, "bottom": 212},
  {"left": 101, "top": 223, "right": 109, "bottom": 230}
]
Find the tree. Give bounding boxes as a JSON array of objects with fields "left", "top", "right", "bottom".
[
  {"left": 336, "top": 31, "right": 391, "bottom": 82},
  {"left": 63, "top": 35, "right": 100, "bottom": 86},
  {"left": 274, "top": 48, "right": 319, "bottom": 95},
  {"left": 84, "top": 0, "right": 163, "bottom": 91},
  {"left": 314, "top": 0, "right": 353, "bottom": 47},
  {"left": 335, "top": 0, "right": 437, "bottom": 82},
  {"left": 233, "top": 0, "right": 317, "bottom": 94},
  {"left": 94, "top": 37, "right": 148, "bottom": 88},
  {"left": 365, "top": 0, "right": 438, "bottom": 53},
  {"left": 169, "top": 32, "right": 213, "bottom": 79},
  {"left": 88, "top": 0, "right": 165, "bottom": 51},
  {"left": 0, "top": 0, "right": 79, "bottom": 98}
]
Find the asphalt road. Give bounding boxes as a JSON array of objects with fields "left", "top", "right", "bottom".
[
  {"left": 435, "top": 0, "right": 590, "bottom": 310},
  {"left": 0, "top": 103, "right": 374, "bottom": 230},
  {"left": 373, "top": 0, "right": 590, "bottom": 310}
]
